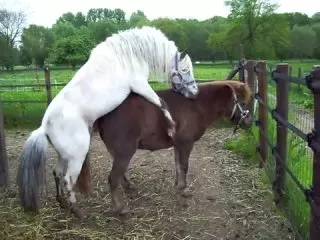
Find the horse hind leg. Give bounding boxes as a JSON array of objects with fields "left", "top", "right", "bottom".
[
  {"left": 122, "top": 168, "right": 137, "bottom": 192},
  {"left": 107, "top": 150, "right": 136, "bottom": 216},
  {"left": 53, "top": 157, "right": 69, "bottom": 209},
  {"left": 130, "top": 80, "right": 176, "bottom": 138},
  {"left": 50, "top": 125, "right": 91, "bottom": 219},
  {"left": 174, "top": 142, "right": 194, "bottom": 198},
  {"left": 63, "top": 150, "right": 90, "bottom": 218}
]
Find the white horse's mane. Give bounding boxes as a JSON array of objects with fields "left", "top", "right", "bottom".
[{"left": 87, "top": 26, "right": 190, "bottom": 82}]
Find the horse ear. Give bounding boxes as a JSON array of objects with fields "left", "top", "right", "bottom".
[{"left": 180, "top": 49, "right": 187, "bottom": 60}]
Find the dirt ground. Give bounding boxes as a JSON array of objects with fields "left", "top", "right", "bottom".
[{"left": 1, "top": 127, "right": 297, "bottom": 240}]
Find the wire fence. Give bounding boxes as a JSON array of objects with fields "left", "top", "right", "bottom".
[{"left": 245, "top": 60, "right": 320, "bottom": 240}]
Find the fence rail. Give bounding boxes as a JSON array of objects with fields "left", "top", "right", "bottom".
[{"left": 243, "top": 60, "right": 320, "bottom": 240}]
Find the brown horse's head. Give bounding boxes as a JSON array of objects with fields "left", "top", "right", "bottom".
[
  {"left": 225, "top": 80, "right": 253, "bottom": 130},
  {"left": 208, "top": 80, "right": 253, "bottom": 130}
]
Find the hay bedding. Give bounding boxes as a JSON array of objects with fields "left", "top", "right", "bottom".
[{"left": 0, "top": 128, "right": 295, "bottom": 240}]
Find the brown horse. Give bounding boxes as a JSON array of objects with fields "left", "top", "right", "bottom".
[{"left": 71, "top": 80, "right": 253, "bottom": 216}]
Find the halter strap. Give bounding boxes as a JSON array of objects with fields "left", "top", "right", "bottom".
[
  {"left": 229, "top": 91, "right": 250, "bottom": 134},
  {"left": 174, "top": 52, "right": 179, "bottom": 71}
]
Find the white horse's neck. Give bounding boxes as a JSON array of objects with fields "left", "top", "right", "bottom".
[{"left": 88, "top": 26, "right": 178, "bottom": 81}]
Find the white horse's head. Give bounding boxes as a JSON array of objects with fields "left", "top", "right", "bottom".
[{"left": 170, "top": 50, "right": 199, "bottom": 99}]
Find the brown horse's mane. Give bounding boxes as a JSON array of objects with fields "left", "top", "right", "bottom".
[{"left": 199, "top": 80, "right": 252, "bottom": 104}]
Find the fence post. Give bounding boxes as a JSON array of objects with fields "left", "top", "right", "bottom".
[
  {"left": 245, "top": 60, "right": 256, "bottom": 118},
  {"left": 298, "top": 67, "right": 302, "bottom": 92},
  {"left": 273, "top": 63, "right": 289, "bottom": 204},
  {"left": 308, "top": 65, "right": 320, "bottom": 240},
  {"left": 256, "top": 61, "right": 268, "bottom": 167},
  {"left": 289, "top": 66, "right": 292, "bottom": 91},
  {"left": 236, "top": 44, "right": 244, "bottom": 82},
  {"left": 44, "top": 65, "right": 52, "bottom": 106},
  {"left": 0, "top": 100, "right": 9, "bottom": 187}
]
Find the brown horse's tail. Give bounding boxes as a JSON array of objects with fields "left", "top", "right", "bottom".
[{"left": 75, "top": 153, "right": 92, "bottom": 196}]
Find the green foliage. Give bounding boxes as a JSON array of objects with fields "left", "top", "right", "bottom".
[
  {"left": 150, "top": 18, "right": 189, "bottom": 50},
  {"left": 290, "top": 25, "right": 316, "bottom": 59},
  {"left": 49, "top": 28, "right": 94, "bottom": 67},
  {"left": 224, "top": 0, "right": 279, "bottom": 58},
  {"left": 312, "top": 23, "right": 320, "bottom": 59},
  {"left": 88, "top": 20, "right": 118, "bottom": 44},
  {"left": 20, "top": 25, "right": 54, "bottom": 67},
  {"left": 129, "top": 10, "right": 149, "bottom": 27}
]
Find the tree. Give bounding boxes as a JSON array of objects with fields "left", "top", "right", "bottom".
[
  {"left": 88, "top": 20, "right": 118, "bottom": 44},
  {"left": 150, "top": 18, "right": 188, "bottom": 50},
  {"left": 56, "top": 12, "right": 87, "bottom": 28},
  {"left": 224, "top": 0, "right": 279, "bottom": 58},
  {"left": 20, "top": 24, "right": 54, "bottom": 67},
  {"left": 312, "top": 23, "right": 320, "bottom": 59},
  {"left": 282, "top": 12, "right": 310, "bottom": 29},
  {"left": 52, "top": 21, "right": 77, "bottom": 39},
  {"left": 0, "top": 35, "right": 19, "bottom": 69},
  {"left": 129, "top": 10, "right": 149, "bottom": 27},
  {"left": 311, "top": 12, "right": 320, "bottom": 23},
  {"left": 207, "top": 25, "right": 241, "bottom": 62},
  {"left": 49, "top": 27, "right": 94, "bottom": 68},
  {"left": 261, "top": 13, "right": 291, "bottom": 60},
  {"left": 0, "top": 9, "right": 26, "bottom": 69},
  {"left": 290, "top": 25, "right": 316, "bottom": 59}
]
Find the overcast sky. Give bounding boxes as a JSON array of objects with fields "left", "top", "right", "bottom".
[{"left": 2, "top": 0, "right": 318, "bottom": 28}]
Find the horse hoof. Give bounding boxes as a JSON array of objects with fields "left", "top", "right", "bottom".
[
  {"left": 107, "top": 205, "right": 130, "bottom": 217},
  {"left": 57, "top": 197, "right": 69, "bottom": 209},
  {"left": 167, "top": 128, "right": 176, "bottom": 138},
  {"left": 179, "top": 189, "right": 193, "bottom": 198},
  {"left": 124, "top": 184, "right": 137, "bottom": 193},
  {"left": 119, "top": 205, "right": 130, "bottom": 216},
  {"left": 70, "top": 205, "right": 85, "bottom": 219}
]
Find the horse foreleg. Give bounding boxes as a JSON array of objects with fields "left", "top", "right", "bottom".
[
  {"left": 130, "top": 81, "right": 176, "bottom": 138},
  {"left": 174, "top": 142, "right": 194, "bottom": 198},
  {"left": 108, "top": 155, "right": 132, "bottom": 216},
  {"left": 122, "top": 170, "right": 137, "bottom": 192}
]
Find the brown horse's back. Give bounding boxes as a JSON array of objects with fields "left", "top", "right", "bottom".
[
  {"left": 96, "top": 91, "right": 173, "bottom": 153},
  {"left": 96, "top": 83, "right": 238, "bottom": 154}
]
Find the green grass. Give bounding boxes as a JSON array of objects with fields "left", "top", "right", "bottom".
[{"left": 225, "top": 93, "right": 313, "bottom": 239}]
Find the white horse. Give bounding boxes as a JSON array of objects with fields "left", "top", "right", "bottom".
[{"left": 17, "top": 26, "right": 199, "bottom": 215}]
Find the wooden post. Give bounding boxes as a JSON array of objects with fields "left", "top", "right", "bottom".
[
  {"left": 256, "top": 61, "right": 268, "bottom": 167},
  {"left": 238, "top": 44, "right": 245, "bottom": 82},
  {"left": 245, "top": 60, "right": 256, "bottom": 115},
  {"left": 239, "top": 43, "right": 244, "bottom": 59},
  {"left": 44, "top": 65, "right": 52, "bottom": 106},
  {"left": 289, "top": 66, "right": 292, "bottom": 91},
  {"left": 298, "top": 67, "right": 302, "bottom": 92},
  {"left": 0, "top": 100, "right": 9, "bottom": 187},
  {"left": 308, "top": 65, "right": 320, "bottom": 240},
  {"left": 274, "top": 63, "right": 289, "bottom": 203}
]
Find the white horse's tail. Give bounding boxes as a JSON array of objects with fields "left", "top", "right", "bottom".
[{"left": 17, "top": 126, "right": 48, "bottom": 212}]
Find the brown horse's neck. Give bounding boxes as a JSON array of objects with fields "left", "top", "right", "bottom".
[{"left": 195, "top": 84, "right": 233, "bottom": 126}]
